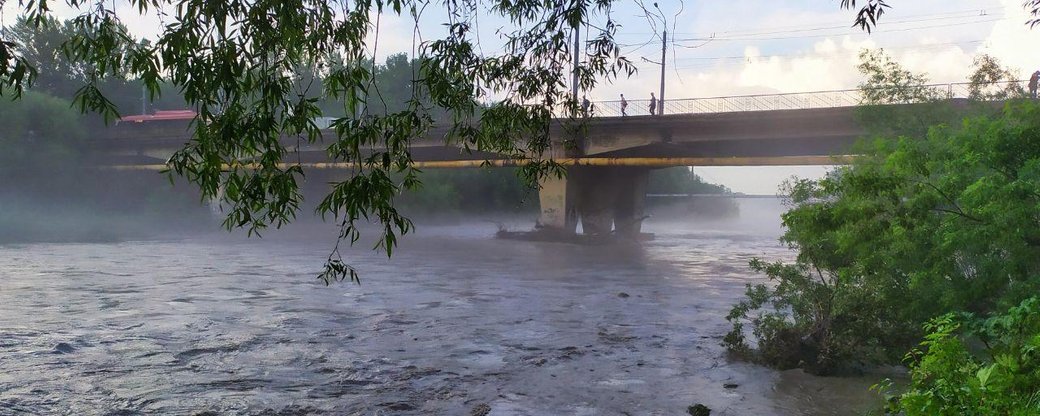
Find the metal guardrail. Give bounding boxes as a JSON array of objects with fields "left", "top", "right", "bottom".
[{"left": 587, "top": 80, "right": 1028, "bottom": 117}]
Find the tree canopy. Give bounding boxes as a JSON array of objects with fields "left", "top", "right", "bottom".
[{"left": 724, "top": 51, "right": 1038, "bottom": 374}]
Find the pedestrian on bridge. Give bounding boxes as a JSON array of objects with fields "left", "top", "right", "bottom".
[
  {"left": 1030, "top": 71, "right": 1039, "bottom": 99},
  {"left": 581, "top": 95, "right": 591, "bottom": 117},
  {"left": 620, "top": 94, "right": 628, "bottom": 116},
  {"left": 649, "top": 92, "right": 657, "bottom": 116}
]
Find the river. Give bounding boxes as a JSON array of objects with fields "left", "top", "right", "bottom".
[{"left": 0, "top": 199, "right": 885, "bottom": 415}]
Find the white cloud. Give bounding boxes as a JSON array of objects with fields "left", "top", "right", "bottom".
[{"left": 595, "top": 0, "right": 1033, "bottom": 101}]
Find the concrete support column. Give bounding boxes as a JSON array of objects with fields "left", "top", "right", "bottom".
[
  {"left": 573, "top": 167, "right": 614, "bottom": 235},
  {"left": 575, "top": 166, "right": 649, "bottom": 237},
  {"left": 537, "top": 174, "right": 578, "bottom": 234},
  {"left": 611, "top": 167, "right": 649, "bottom": 238},
  {"left": 537, "top": 166, "right": 649, "bottom": 238}
]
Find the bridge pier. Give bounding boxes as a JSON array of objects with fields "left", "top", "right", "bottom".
[
  {"left": 537, "top": 166, "right": 649, "bottom": 238},
  {"left": 537, "top": 174, "right": 579, "bottom": 234}
]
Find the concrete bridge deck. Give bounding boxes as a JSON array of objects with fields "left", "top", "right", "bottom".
[{"left": 92, "top": 105, "right": 863, "bottom": 168}]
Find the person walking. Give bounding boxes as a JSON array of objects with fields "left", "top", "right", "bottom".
[
  {"left": 1030, "top": 71, "right": 1039, "bottom": 99},
  {"left": 581, "top": 95, "right": 591, "bottom": 116},
  {"left": 649, "top": 92, "right": 657, "bottom": 116},
  {"left": 620, "top": 94, "right": 628, "bottom": 116}
]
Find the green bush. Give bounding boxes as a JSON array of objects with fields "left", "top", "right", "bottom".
[
  {"left": 725, "top": 99, "right": 1040, "bottom": 374},
  {"left": 876, "top": 297, "right": 1040, "bottom": 415}
]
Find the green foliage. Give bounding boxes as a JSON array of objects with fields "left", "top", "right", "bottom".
[
  {"left": 725, "top": 52, "right": 1040, "bottom": 374},
  {"left": 857, "top": 49, "right": 945, "bottom": 105},
  {"left": 0, "top": 89, "right": 209, "bottom": 243},
  {"left": 854, "top": 49, "right": 958, "bottom": 139},
  {"left": 840, "top": 0, "right": 890, "bottom": 33},
  {"left": 6, "top": 15, "right": 185, "bottom": 116},
  {"left": 647, "top": 167, "right": 731, "bottom": 195},
  {"left": 967, "top": 55, "right": 1025, "bottom": 102},
  {"left": 6, "top": 16, "right": 86, "bottom": 99},
  {"left": 397, "top": 168, "right": 536, "bottom": 215},
  {"left": 875, "top": 298, "right": 1040, "bottom": 415},
  {"left": 724, "top": 256, "right": 905, "bottom": 374},
  {"left": 0, "top": 90, "right": 85, "bottom": 185},
  {"left": 856, "top": 50, "right": 1021, "bottom": 138}
]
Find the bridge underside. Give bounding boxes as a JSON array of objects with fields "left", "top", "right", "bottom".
[{"left": 592, "top": 135, "right": 856, "bottom": 159}]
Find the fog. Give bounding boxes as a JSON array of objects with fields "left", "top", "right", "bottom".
[
  {"left": 0, "top": 169, "right": 216, "bottom": 244},
  {"left": 1, "top": 167, "right": 893, "bottom": 415}
]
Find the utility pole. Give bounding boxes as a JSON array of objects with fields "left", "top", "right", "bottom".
[
  {"left": 659, "top": 30, "right": 666, "bottom": 116},
  {"left": 141, "top": 84, "right": 147, "bottom": 115}
]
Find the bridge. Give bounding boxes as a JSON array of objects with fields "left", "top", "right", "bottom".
[{"left": 88, "top": 81, "right": 1008, "bottom": 237}]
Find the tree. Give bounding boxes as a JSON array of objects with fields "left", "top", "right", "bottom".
[
  {"left": 5, "top": 16, "right": 87, "bottom": 99},
  {"left": 5, "top": 15, "right": 186, "bottom": 116},
  {"left": 0, "top": 1, "right": 635, "bottom": 282},
  {"left": 854, "top": 49, "right": 955, "bottom": 139},
  {"left": 647, "top": 167, "right": 731, "bottom": 195},
  {"left": 967, "top": 54, "right": 1025, "bottom": 102},
  {"left": 724, "top": 53, "right": 1040, "bottom": 374}
]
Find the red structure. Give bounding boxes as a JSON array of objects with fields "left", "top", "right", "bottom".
[{"left": 119, "top": 110, "right": 196, "bottom": 123}]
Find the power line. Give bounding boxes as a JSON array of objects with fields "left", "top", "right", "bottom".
[
  {"left": 667, "top": 41, "right": 989, "bottom": 71},
  {"left": 621, "top": 37, "right": 660, "bottom": 55},
  {"left": 671, "top": 17, "right": 1003, "bottom": 43},
  {"left": 614, "top": 7, "right": 1003, "bottom": 39},
  {"left": 669, "top": 39, "right": 986, "bottom": 64},
  {"left": 666, "top": 5, "right": 1004, "bottom": 38},
  {"left": 678, "top": 11, "right": 1004, "bottom": 39}
]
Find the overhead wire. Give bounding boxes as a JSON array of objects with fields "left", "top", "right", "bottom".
[
  {"left": 619, "top": 6, "right": 1005, "bottom": 63},
  {"left": 613, "top": 4, "right": 1006, "bottom": 96},
  {"left": 610, "top": 6, "right": 1002, "bottom": 38},
  {"left": 671, "top": 39, "right": 987, "bottom": 63},
  {"left": 671, "top": 16, "right": 1003, "bottom": 42},
  {"left": 671, "top": 0, "right": 686, "bottom": 85},
  {"left": 667, "top": 40, "right": 989, "bottom": 71},
  {"left": 667, "top": 5, "right": 1005, "bottom": 38}
]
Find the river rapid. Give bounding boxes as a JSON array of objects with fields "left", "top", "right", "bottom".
[{"left": 0, "top": 199, "right": 884, "bottom": 415}]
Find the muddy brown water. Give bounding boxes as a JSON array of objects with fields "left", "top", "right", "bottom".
[{"left": 0, "top": 200, "right": 886, "bottom": 415}]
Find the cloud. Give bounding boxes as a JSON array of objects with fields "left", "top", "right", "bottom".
[
  {"left": 594, "top": 0, "right": 1033, "bottom": 102},
  {"left": 976, "top": 0, "right": 1040, "bottom": 74}
]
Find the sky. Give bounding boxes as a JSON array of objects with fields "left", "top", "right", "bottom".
[{"left": 3, "top": 0, "right": 1036, "bottom": 194}]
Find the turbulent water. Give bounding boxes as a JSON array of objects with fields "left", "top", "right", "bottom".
[{"left": 0, "top": 200, "right": 884, "bottom": 415}]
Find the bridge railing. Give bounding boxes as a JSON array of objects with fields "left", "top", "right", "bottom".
[{"left": 589, "top": 80, "right": 1028, "bottom": 117}]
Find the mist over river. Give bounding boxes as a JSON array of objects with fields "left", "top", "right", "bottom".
[{"left": 0, "top": 199, "right": 884, "bottom": 415}]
